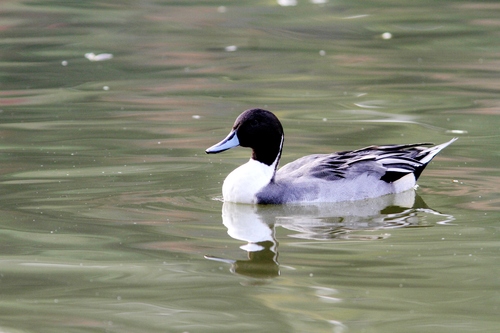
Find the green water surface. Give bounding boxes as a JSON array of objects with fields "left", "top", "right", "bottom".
[{"left": 0, "top": 1, "right": 499, "bottom": 332}]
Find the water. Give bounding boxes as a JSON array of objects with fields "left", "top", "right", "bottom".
[{"left": 0, "top": 0, "right": 499, "bottom": 332}]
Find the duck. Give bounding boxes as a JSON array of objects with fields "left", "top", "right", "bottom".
[{"left": 206, "top": 108, "right": 457, "bottom": 204}]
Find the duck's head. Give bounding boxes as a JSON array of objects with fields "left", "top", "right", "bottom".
[{"left": 206, "top": 108, "right": 284, "bottom": 166}]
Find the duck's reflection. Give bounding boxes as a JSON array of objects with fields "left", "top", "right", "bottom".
[
  {"left": 205, "top": 203, "right": 280, "bottom": 278},
  {"left": 205, "top": 190, "right": 454, "bottom": 278}
]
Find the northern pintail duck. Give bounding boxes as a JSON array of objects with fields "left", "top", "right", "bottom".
[{"left": 206, "top": 108, "right": 456, "bottom": 204}]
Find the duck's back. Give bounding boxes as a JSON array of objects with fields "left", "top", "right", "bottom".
[{"left": 256, "top": 141, "right": 455, "bottom": 204}]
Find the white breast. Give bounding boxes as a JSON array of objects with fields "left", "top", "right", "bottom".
[{"left": 222, "top": 159, "right": 276, "bottom": 204}]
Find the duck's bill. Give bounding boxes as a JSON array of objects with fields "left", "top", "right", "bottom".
[{"left": 206, "top": 130, "right": 240, "bottom": 154}]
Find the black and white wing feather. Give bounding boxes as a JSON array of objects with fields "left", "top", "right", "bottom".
[{"left": 277, "top": 138, "right": 457, "bottom": 183}]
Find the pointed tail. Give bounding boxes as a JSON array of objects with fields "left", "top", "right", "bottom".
[
  {"left": 418, "top": 137, "right": 458, "bottom": 165},
  {"left": 412, "top": 137, "right": 457, "bottom": 180}
]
